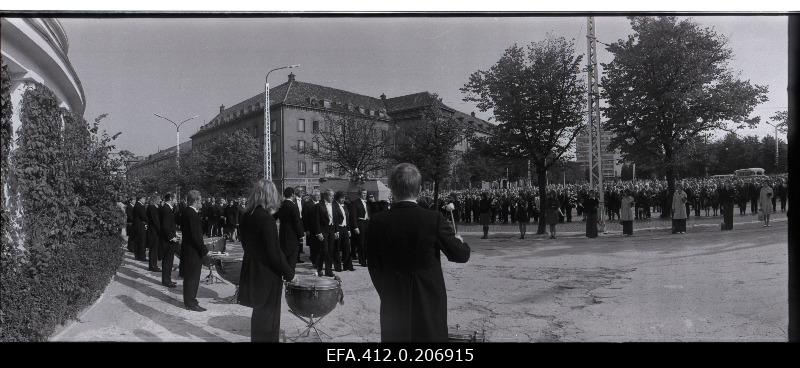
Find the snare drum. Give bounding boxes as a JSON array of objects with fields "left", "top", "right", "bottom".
[{"left": 285, "top": 276, "right": 343, "bottom": 318}]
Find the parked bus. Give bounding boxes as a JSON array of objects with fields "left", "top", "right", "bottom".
[{"left": 734, "top": 168, "right": 766, "bottom": 177}]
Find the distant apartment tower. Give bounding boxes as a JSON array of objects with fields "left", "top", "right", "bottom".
[{"left": 575, "top": 125, "right": 622, "bottom": 180}]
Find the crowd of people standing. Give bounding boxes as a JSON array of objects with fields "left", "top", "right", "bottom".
[{"left": 415, "top": 174, "right": 788, "bottom": 238}]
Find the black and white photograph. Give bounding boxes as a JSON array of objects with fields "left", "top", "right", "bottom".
[{"left": 0, "top": 2, "right": 796, "bottom": 349}]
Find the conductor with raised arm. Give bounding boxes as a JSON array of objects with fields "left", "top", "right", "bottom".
[{"left": 366, "top": 163, "right": 471, "bottom": 342}]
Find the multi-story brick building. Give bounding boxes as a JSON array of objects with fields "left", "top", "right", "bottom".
[{"left": 130, "top": 73, "right": 493, "bottom": 193}]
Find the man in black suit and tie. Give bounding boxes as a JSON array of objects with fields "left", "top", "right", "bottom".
[
  {"left": 146, "top": 194, "right": 162, "bottom": 272},
  {"left": 132, "top": 195, "right": 148, "bottom": 261},
  {"left": 274, "top": 187, "right": 304, "bottom": 271},
  {"left": 294, "top": 186, "right": 307, "bottom": 257},
  {"left": 312, "top": 190, "right": 337, "bottom": 277},
  {"left": 125, "top": 198, "right": 135, "bottom": 253},
  {"left": 303, "top": 190, "right": 321, "bottom": 266},
  {"left": 333, "top": 191, "right": 354, "bottom": 272},
  {"left": 351, "top": 189, "right": 371, "bottom": 267},
  {"left": 181, "top": 190, "right": 209, "bottom": 312},
  {"left": 367, "top": 163, "right": 470, "bottom": 342},
  {"left": 160, "top": 192, "right": 179, "bottom": 288}
]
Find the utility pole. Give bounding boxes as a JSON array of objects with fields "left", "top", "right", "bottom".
[{"left": 587, "top": 16, "right": 605, "bottom": 232}]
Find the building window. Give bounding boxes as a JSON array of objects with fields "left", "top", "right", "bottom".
[
  {"left": 270, "top": 120, "right": 277, "bottom": 133},
  {"left": 312, "top": 162, "right": 320, "bottom": 175},
  {"left": 298, "top": 161, "right": 307, "bottom": 175},
  {"left": 313, "top": 185, "right": 320, "bottom": 191},
  {"left": 312, "top": 141, "right": 319, "bottom": 152},
  {"left": 271, "top": 138, "right": 277, "bottom": 153},
  {"left": 312, "top": 120, "right": 319, "bottom": 133},
  {"left": 297, "top": 119, "right": 305, "bottom": 132},
  {"left": 298, "top": 140, "right": 306, "bottom": 151}
]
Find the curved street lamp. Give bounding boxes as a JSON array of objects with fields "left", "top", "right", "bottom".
[
  {"left": 154, "top": 113, "right": 199, "bottom": 199},
  {"left": 264, "top": 64, "right": 300, "bottom": 182}
]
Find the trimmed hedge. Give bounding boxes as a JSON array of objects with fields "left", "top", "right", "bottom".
[
  {"left": 0, "top": 234, "right": 123, "bottom": 341},
  {"left": 1, "top": 72, "right": 127, "bottom": 341}
]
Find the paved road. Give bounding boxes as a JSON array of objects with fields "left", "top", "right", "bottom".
[{"left": 51, "top": 217, "right": 788, "bottom": 342}]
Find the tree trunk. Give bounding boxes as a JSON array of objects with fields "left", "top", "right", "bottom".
[
  {"left": 536, "top": 165, "right": 547, "bottom": 234},
  {"left": 433, "top": 173, "right": 440, "bottom": 210},
  {"left": 661, "top": 148, "right": 675, "bottom": 218}
]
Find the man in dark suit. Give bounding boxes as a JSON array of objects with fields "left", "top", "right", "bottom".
[
  {"left": 224, "top": 199, "right": 239, "bottom": 241},
  {"left": 351, "top": 189, "right": 371, "bottom": 267},
  {"left": 125, "top": 198, "right": 135, "bottom": 253},
  {"left": 312, "top": 189, "right": 337, "bottom": 277},
  {"left": 160, "top": 193, "right": 179, "bottom": 288},
  {"left": 146, "top": 195, "right": 162, "bottom": 272},
  {"left": 132, "top": 195, "right": 148, "bottom": 261},
  {"left": 367, "top": 163, "right": 470, "bottom": 342},
  {"left": 294, "top": 186, "right": 307, "bottom": 257},
  {"left": 332, "top": 191, "right": 353, "bottom": 272},
  {"left": 274, "top": 187, "right": 304, "bottom": 271},
  {"left": 303, "top": 190, "right": 321, "bottom": 266},
  {"left": 181, "top": 190, "right": 209, "bottom": 312}
]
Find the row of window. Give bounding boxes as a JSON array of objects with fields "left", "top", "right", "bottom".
[{"left": 298, "top": 161, "right": 328, "bottom": 175}]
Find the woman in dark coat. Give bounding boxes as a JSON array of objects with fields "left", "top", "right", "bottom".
[
  {"left": 238, "top": 179, "right": 296, "bottom": 342},
  {"left": 515, "top": 198, "right": 529, "bottom": 239},
  {"left": 478, "top": 192, "right": 491, "bottom": 239},
  {"left": 545, "top": 191, "right": 563, "bottom": 239},
  {"left": 583, "top": 190, "right": 599, "bottom": 238}
]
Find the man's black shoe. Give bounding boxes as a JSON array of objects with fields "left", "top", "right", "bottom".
[
  {"left": 334, "top": 267, "right": 343, "bottom": 272},
  {"left": 325, "top": 271, "right": 335, "bottom": 277},
  {"left": 346, "top": 267, "right": 355, "bottom": 271},
  {"left": 163, "top": 282, "right": 177, "bottom": 288},
  {"left": 152, "top": 268, "right": 162, "bottom": 272},
  {"left": 187, "top": 305, "right": 206, "bottom": 312},
  {"left": 317, "top": 270, "right": 324, "bottom": 277},
  {"left": 297, "top": 258, "right": 305, "bottom": 263}
]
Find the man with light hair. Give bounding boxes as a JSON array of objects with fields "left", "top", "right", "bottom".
[{"left": 366, "top": 163, "right": 471, "bottom": 342}]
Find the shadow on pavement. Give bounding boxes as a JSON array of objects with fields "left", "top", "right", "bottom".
[
  {"left": 117, "top": 295, "right": 227, "bottom": 342},
  {"left": 133, "top": 328, "right": 163, "bottom": 342},
  {"left": 114, "top": 272, "right": 185, "bottom": 309},
  {"left": 207, "top": 315, "right": 250, "bottom": 337}
]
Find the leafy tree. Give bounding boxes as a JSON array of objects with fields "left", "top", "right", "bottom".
[
  {"left": 601, "top": 16, "right": 769, "bottom": 204},
  {"left": 295, "top": 113, "right": 389, "bottom": 183},
  {"left": 190, "top": 129, "right": 262, "bottom": 198},
  {"left": 770, "top": 110, "right": 788, "bottom": 133},
  {"left": 461, "top": 35, "right": 586, "bottom": 234},
  {"left": 390, "top": 100, "right": 468, "bottom": 204}
]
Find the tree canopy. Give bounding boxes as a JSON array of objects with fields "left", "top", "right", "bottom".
[
  {"left": 601, "top": 16, "right": 769, "bottom": 192},
  {"left": 295, "top": 113, "right": 390, "bottom": 183},
  {"left": 390, "top": 99, "right": 469, "bottom": 204},
  {"left": 461, "top": 35, "right": 586, "bottom": 233}
]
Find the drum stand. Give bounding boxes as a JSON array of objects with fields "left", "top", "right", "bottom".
[
  {"left": 287, "top": 310, "right": 331, "bottom": 342},
  {"left": 202, "top": 264, "right": 224, "bottom": 285}
]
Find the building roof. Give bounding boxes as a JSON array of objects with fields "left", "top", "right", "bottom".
[{"left": 195, "top": 74, "right": 390, "bottom": 137}]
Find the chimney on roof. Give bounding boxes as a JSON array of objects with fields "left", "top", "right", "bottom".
[
  {"left": 380, "top": 93, "right": 386, "bottom": 100},
  {"left": 471, "top": 111, "right": 476, "bottom": 117},
  {"left": 288, "top": 72, "right": 295, "bottom": 82},
  {"left": 220, "top": 104, "right": 225, "bottom": 113}
]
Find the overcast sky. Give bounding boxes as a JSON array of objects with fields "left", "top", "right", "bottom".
[{"left": 57, "top": 16, "right": 788, "bottom": 157}]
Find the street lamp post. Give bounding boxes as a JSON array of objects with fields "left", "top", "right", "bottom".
[
  {"left": 154, "top": 113, "right": 199, "bottom": 200},
  {"left": 264, "top": 64, "right": 300, "bottom": 182},
  {"left": 765, "top": 121, "right": 781, "bottom": 173}
]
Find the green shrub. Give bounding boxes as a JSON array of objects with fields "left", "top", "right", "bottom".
[{"left": 0, "top": 71, "right": 126, "bottom": 341}]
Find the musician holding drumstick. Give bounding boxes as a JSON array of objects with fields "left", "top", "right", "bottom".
[
  {"left": 238, "top": 179, "right": 296, "bottom": 342},
  {"left": 366, "top": 163, "right": 471, "bottom": 342}
]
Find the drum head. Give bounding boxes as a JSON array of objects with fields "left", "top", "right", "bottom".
[{"left": 287, "top": 275, "right": 339, "bottom": 290}]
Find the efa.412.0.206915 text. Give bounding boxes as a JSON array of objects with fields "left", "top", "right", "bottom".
[{"left": 326, "top": 348, "right": 474, "bottom": 362}]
